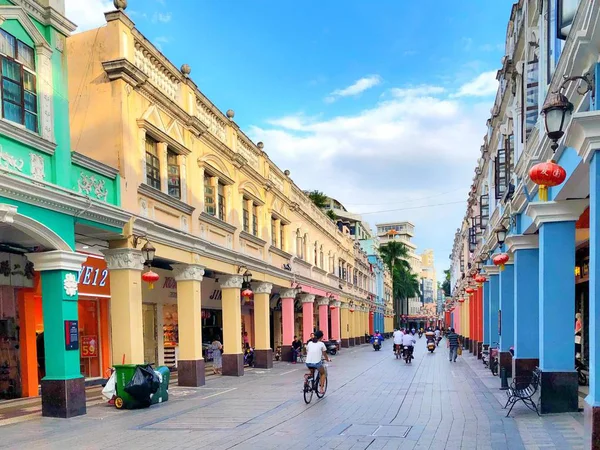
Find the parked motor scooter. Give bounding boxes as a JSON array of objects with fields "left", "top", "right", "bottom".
[
  {"left": 325, "top": 340, "right": 338, "bottom": 356},
  {"left": 425, "top": 331, "right": 436, "bottom": 353}
]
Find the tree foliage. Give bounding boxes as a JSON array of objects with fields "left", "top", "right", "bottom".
[
  {"left": 307, "top": 190, "right": 329, "bottom": 209},
  {"left": 326, "top": 209, "right": 337, "bottom": 221},
  {"left": 442, "top": 269, "right": 451, "bottom": 296}
]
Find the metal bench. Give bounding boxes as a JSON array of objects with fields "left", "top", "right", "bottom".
[{"left": 504, "top": 367, "right": 541, "bottom": 417}]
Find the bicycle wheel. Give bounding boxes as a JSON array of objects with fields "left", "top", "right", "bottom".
[
  {"left": 303, "top": 380, "right": 313, "bottom": 404},
  {"left": 316, "top": 376, "right": 328, "bottom": 398}
]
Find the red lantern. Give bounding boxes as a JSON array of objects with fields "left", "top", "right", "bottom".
[
  {"left": 493, "top": 253, "right": 510, "bottom": 271},
  {"left": 241, "top": 288, "right": 253, "bottom": 304},
  {"left": 529, "top": 160, "right": 566, "bottom": 202},
  {"left": 349, "top": 308, "right": 355, "bottom": 313},
  {"left": 141, "top": 270, "right": 160, "bottom": 290},
  {"left": 458, "top": 297, "right": 465, "bottom": 303},
  {"left": 474, "top": 275, "right": 487, "bottom": 284},
  {"left": 329, "top": 305, "right": 336, "bottom": 310},
  {"left": 465, "top": 287, "right": 476, "bottom": 294}
]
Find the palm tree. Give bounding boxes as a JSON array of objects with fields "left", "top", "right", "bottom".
[
  {"left": 393, "top": 266, "right": 421, "bottom": 328},
  {"left": 378, "top": 241, "right": 410, "bottom": 273}
]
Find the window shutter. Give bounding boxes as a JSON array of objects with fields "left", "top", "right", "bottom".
[
  {"left": 495, "top": 148, "right": 508, "bottom": 200},
  {"left": 479, "top": 194, "right": 489, "bottom": 230}
]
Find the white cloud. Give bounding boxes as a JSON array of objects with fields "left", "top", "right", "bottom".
[
  {"left": 154, "top": 36, "right": 171, "bottom": 50},
  {"left": 152, "top": 12, "right": 172, "bottom": 23},
  {"left": 65, "top": 0, "right": 113, "bottom": 33},
  {"left": 390, "top": 85, "right": 446, "bottom": 98},
  {"left": 248, "top": 74, "right": 493, "bottom": 279},
  {"left": 325, "top": 75, "right": 382, "bottom": 103},
  {"left": 452, "top": 70, "right": 498, "bottom": 98}
]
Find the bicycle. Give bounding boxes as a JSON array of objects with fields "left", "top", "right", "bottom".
[{"left": 302, "top": 360, "right": 328, "bottom": 404}]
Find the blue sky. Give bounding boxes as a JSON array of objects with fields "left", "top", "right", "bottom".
[{"left": 68, "top": 0, "right": 514, "bottom": 281}]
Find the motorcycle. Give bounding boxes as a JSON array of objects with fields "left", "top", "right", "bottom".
[
  {"left": 325, "top": 340, "right": 338, "bottom": 356},
  {"left": 371, "top": 336, "right": 382, "bottom": 351},
  {"left": 576, "top": 358, "right": 588, "bottom": 386},
  {"left": 418, "top": 331, "right": 423, "bottom": 339},
  {"left": 403, "top": 345, "right": 413, "bottom": 363},
  {"left": 427, "top": 340, "right": 435, "bottom": 353}
]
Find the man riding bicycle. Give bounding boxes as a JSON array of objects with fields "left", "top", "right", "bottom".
[
  {"left": 305, "top": 330, "right": 330, "bottom": 394},
  {"left": 393, "top": 328, "right": 404, "bottom": 356}
]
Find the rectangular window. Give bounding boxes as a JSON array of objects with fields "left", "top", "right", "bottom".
[
  {"left": 0, "top": 31, "right": 37, "bottom": 132},
  {"left": 557, "top": 0, "right": 579, "bottom": 40},
  {"left": 279, "top": 224, "right": 284, "bottom": 250},
  {"left": 204, "top": 175, "right": 215, "bottom": 216},
  {"left": 217, "top": 183, "right": 225, "bottom": 221},
  {"left": 167, "top": 150, "right": 180, "bottom": 198},
  {"left": 525, "top": 59, "right": 539, "bottom": 140},
  {"left": 272, "top": 218, "right": 278, "bottom": 247},
  {"left": 494, "top": 148, "right": 509, "bottom": 200},
  {"left": 252, "top": 205, "right": 258, "bottom": 237},
  {"left": 479, "top": 194, "right": 489, "bottom": 230},
  {"left": 243, "top": 200, "right": 250, "bottom": 233},
  {"left": 145, "top": 137, "right": 161, "bottom": 189}
]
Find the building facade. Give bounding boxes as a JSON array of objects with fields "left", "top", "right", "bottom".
[
  {"left": 0, "top": 0, "right": 133, "bottom": 418},
  {"left": 448, "top": 0, "right": 600, "bottom": 445},
  {"left": 60, "top": 3, "right": 393, "bottom": 400}
]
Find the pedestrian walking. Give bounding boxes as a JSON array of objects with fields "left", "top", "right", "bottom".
[
  {"left": 446, "top": 328, "right": 460, "bottom": 362},
  {"left": 212, "top": 336, "right": 223, "bottom": 374}
]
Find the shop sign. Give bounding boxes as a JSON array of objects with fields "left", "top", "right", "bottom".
[
  {"left": 78, "top": 254, "right": 110, "bottom": 297},
  {"left": 80, "top": 335, "right": 98, "bottom": 358},
  {"left": 65, "top": 320, "right": 79, "bottom": 351},
  {"left": 0, "top": 252, "right": 34, "bottom": 288}
]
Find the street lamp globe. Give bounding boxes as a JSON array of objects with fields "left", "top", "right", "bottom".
[
  {"left": 141, "top": 241, "right": 156, "bottom": 263},
  {"left": 541, "top": 91, "right": 573, "bottom": 150},
  {"left": 495, "top": 226, "right": 508, "bottom": 246}
]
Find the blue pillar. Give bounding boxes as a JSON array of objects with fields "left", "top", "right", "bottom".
[
  {"left": 482, "top": 280, "right": 490, "bottom": 345},
  {"left": 499, "top": 263, "right": 515, "bottom": 376},
  {"left": 510, "top": 238, "right": 540, "bottom": 365},
  {"left": 488, "top": 273, "right": 500, "bottom": 347},
  {"left": 539, "top": 221, "right": 576, "bottom": 372},
  {"left": 528, "top": 199, "right": 587, "bottom": 414}
]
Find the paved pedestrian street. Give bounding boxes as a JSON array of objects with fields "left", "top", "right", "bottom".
[{"left": 0, "top": 340, "right": 585, "bottom": 450}]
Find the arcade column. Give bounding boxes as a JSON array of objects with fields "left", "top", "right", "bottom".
[
  {"left": 526, "top": 199, "right": 587, "bottom": 413},
  {"left": 499, "top": 258, "right": 515, "bottom": 378},
  {"left": 317, "top": 296, "right": 330, "bottom": 340},
  {"left": 300, "top": 293, "right": 315, "bottom": 342},
  {"left": 251, "top": 282, "right": 273, "bottom": 368},
  {"left": 280, "top": 288, "right": 298, "bottom": 362},
  {"left": 340, "top": 302, "right": 350, "bottom": 347},
  {"left": 330, "top": 301, "right": 341, "bottom": 342},
  {"left": 26, "top": 251, "right": 88, "bottom": 418},
  {"left": 219, "top": 274, "right": 244, "bottom": 376}
]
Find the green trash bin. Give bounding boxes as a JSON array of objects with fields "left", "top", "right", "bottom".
[
  {"left": 113, "top": 364, "right": 143, "bottom": 410},
  {"left": 150, "top": 366, "right": 170, "bottom": 405}
]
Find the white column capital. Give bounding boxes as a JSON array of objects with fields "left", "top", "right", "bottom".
[
  {"left": 279, "top": 288, "right": 298, "bottom": 299},
  {"left": 0, "top": 204, "right": 17, "bottom": 223},
  {"left": 219, "top": 274, "right": 243, "bottom": 289},
  {"left": 565, "top": 110, "right": 600, "bottom": 164},
  {"left": 299, "top": 293, "right": 316, "bottom": 304},
  {"left": 505, "top": 234, "right": 539, "bottom": 253},
  {"left": 340, "top": 302, "right": 349, "bottom": 309},
  {"left": 525, "top": 199, "right": 588, "bottom": 228},
  {"left": 332, "top": 301, "right": 341, "bottom": 308},
  {"left": 317, "top": 296, "right": 329, "bottom": 306},
  {"left": 251, "top": 282, "right": 273, "bottom": 294},
  {"left": 102, "top": 248, "right": 145, "bottom": 271},
  {"left": 482, "top": 265, "right": 500, "bottom": 275},
  {"left": 172, "top": 264, "right": 205, "bottom": 282},
  {"left": 26, "top": 250, "right": 87, "bottom": 272}
]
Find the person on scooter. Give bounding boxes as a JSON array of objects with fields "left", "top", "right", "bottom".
[
  {"left": 393, "top": 328, "right": 404, "bottom": 356},
  {"left": 371, "top": 332, "right": 382, "bottom": 350},
  {"left": 434, "top": 327, "right": 441, "bottom": 346},
  {"left": 401, "top": 329, "right": 416, "bottom": 360}
]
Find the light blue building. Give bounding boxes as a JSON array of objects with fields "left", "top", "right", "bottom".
[
  {"left": 360, "top": 238, "right": 385, "bottom": 333},
  {"left": 449, "top": 0, "right": 600, "bottom": 437}
]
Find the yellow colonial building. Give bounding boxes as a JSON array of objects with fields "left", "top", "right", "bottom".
[{"left": 65, "top": 5, "right": 389, "bottom": 384}]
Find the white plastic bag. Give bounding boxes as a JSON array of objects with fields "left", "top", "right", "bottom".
[{"left": 102, "top": 371, "right": 116, "bottom": 401}]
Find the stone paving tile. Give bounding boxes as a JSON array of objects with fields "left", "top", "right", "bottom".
[{"left": 0, "top": 340, "right": 587, "bottom": 449}]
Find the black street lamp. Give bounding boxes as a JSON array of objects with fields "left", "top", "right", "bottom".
[
  {"left": 141, "top": 241, "right": 155, "bottom": 265},
  {"left": 541, "top": 74, "right": 593, "bottom": 151},
  {"left": 495, "top": 225, "right": 508, "bottom": 246}
]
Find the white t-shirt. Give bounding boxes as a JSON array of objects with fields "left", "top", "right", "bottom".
[
  {"left": 434, "top": 330, "right": 441, "bottom": 338},
  {"left": 393, "top": 330, "right": 404, "bottom": 344},
  {"left": 306, "top": 341, "right": 326, "bottom": 364},
  {"left": 401, "top": 333, "right": 416, "bottom": 346}
]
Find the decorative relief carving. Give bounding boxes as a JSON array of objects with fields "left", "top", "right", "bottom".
[
  {"left": 199, "top": 224, "right": 207, "bottom": 239},
  {"left": 133, "top": 40, "right": 179, "bottom": 101},
  {"left": 236, "top": 137, "right": 259, "bottom": 170},
  {"left": 196, "top": 101, "right": 226, "bottom": 143},
  {"left": 219, "top": 274, "right": 243, "bottom": 289},
  {"left": 251, "top": 282, "right": 273, "bottom": 294},
  {"left": 39, "top": 54, "right": 54, "bottom": 142},
  {"left": 268, "top": 171, "right": 284, "bottom": 192},
  {"left": 102, "top": 248, "right": 145, "bottom": 271},
  {"left": 180, "top": 215, "right": 188, "bottom": 231},
  {"left": 0, "top": 147, "right": 24, "bottom": 172},
  {"left": 299, "top": 293, "right": 316, "bottom": 304},
  {"left": 64, "top": 273, "right": 78, "bottom": 297},
  {"left": 76, "top": 173, "right": 109, "bottom": 201},
  {"left": 226, "top": 234, "right": 233, "bottom": 249},
  {"left": 140, "top": 198, "right": 149, "bottom": 217},
  {"left": 317, "top": 296, "right": 330, "bottom": 306},
  {"left": 172, "top": 264, "right": 205, "bottom": 282},
  {"left": 30, "top": 153, "right": 44, "bottom": 180},
  {"left": 280, "top": 288, "right": 298, "bottom": 299}
]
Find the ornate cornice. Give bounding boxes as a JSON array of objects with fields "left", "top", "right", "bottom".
[
  {"left": 482, "top": 264, "right": 500, "bottom": 276},
  {"left": 102, "top": 248, "right": 145, "bottom": 271},
  {"left": 525, "top": 200, "right": 589, "bottom": 228},
  {"left": 251, "top": 282, "right": 273, "bottom": 294},
  {"left": 102, "top": 59, "right": 147, "bottom": 87},
  {"left": 71, "top": 152, "right": 118, "bottom": 179},
  {"left": 505, "top": 234, "right": 538, "bottom": 253},
  {"left": 219, "top": 274, "right": 242, "bottom": 289},
  {"left": 138, "top": 184, "right": 195, "bottom": 215},
  {"left": 279, "top": 288, "right": 298, "bottom": 299},
  {"left": 172, "top": 264, "right": 204, "bottom": 282}
]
